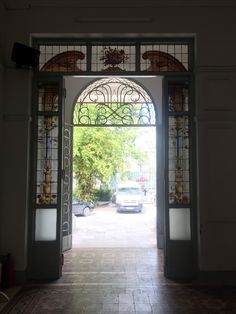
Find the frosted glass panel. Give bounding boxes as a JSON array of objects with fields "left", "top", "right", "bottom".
[
  {"left": 35, "top": 208, "right": 57, "bottom": 241},
  {"left": 169, "top": 208, "right": 191, "bottom": 240}
]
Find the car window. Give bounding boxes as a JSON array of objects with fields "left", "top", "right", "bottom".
[
  {"left": 118, "top": 188, "right": 142, "bottom": 195},
  {"left": 72, "top": 199, "right": 80, "bottom": 204}
]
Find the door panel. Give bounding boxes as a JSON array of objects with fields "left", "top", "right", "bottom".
[
  {"left": 28, "top": 77, "right": 63, "bottom": 279},
  {"left": 164, "top": 78, "right": 197, "bottom": 280}
]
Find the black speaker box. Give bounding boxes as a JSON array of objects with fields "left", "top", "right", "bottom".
[{"left": 11, "top": 42, "right": 40, "bottom": 68}]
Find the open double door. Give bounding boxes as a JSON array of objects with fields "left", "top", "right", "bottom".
[{"left": 28, "top": 75, "right": 196, "bottom": 281}]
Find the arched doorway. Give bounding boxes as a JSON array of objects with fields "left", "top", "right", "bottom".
[{"left": 70, "top": 76, "right": 159, "bottom": 249}]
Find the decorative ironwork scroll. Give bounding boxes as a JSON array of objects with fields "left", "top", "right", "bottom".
[
  {"left": 73, "top": 77, "right": 156, "bottom": 126},
  {"left": 62, "top": 125, "right": 72, "bottom": 237}
]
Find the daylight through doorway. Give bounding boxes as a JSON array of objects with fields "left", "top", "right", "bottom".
[
  {"left": 72, "top": 126, "right": 157, "bottom": 248},
  {"left": 71, "top": 77, "right": 158, "bottom": 248}
]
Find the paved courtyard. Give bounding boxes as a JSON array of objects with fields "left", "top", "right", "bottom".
[{"left": 72, "top": 202, "right": 157, "bottom": 248}]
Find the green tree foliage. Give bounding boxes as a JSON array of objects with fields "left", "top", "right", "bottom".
[{"left": 73, "top": 126, "right": 146, "bottom": 201}]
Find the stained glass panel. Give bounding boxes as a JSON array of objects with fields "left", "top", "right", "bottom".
[
  {"left": 140, "top": 44, "right": 188, "bottom": 72},
  {"left": 168, "top": 84, "right": 189, "bottom": 112},
  {"left": 39, "top": 44, "right": 87, "bottom": 72},
  {"left": 37, "top": 41, "right": 191, "bottom": 74},
  {"left": 168, "top": 116, "right": 190, "bottom": 204},
  {"left": 36, "top": 115, "right": 59, "bottom": 205},
  {"left": 91, "top": 45, "right": 136, "bottom": 72}
]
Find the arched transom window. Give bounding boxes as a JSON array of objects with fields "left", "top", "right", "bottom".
[{"left": 73, "top": 77, "right": 156, "bottom": 126}]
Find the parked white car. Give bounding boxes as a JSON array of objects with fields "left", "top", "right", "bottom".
[{"left": 115, "top": 182, "right": 143, "bottom": 213}]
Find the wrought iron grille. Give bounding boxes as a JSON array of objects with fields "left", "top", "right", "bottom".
[
  {"left": 36, "top": 40, "right": 191, "bottom": 73},
  {"left": 73, "top": 77, "right": 156, "bottom": 126}
]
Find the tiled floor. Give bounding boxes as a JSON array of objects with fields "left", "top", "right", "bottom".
[
  {"left": 0, "top": 286, "right": 21, "bottom": 311},
  {"left": 1, "top": 249, "right": 236, "bottom": 313},
  {"left": 1, "top": 205, "right": 236, "bottom": 313},
  {"left": 12, "top": 248, "right": 234, "bottom": 313}
]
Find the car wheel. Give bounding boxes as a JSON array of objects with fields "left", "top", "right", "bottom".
[{"left": 83, "top": 207, "right": 90, "bottom": 217}]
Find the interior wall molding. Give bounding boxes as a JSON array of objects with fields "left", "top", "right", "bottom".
[
  {"left": 196, "top": 65, "right": 236, "bottom": 73},
  {"left": 4, "top": 0, "right": 236, "bottom": 10},
  {"left": 74, "top": 17, "right": 153, "bottom": 23},
  {"left": 195, "top": 116, "right": 236, "bottom": 122},
  {"left": 29, "top": 0, "right": 236, "bottom": 8}
]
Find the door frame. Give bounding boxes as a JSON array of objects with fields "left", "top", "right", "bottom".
[{"left": 28, "top": 37, "right": 196, "bottom": 280}]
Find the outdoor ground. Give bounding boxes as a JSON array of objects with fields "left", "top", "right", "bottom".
[{"left": 72, "top": 201, "right": 156, "bottom": 248}]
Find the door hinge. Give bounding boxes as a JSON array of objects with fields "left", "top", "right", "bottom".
[
  {"left": 61, "top": 169, "right": 65, "bottom": 180},
  {"left": 63, "top": 87, "right": 66, "bottom": 98}
]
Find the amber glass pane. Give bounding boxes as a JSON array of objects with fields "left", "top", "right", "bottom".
[
  {"left": 39, "top": 45, "right": 87, "bottom": 72},
  {"left": 141, "top": 44, "right": 188, "bottom": 72},
  {"left": 38, "top": 83, "right": 59, "bottom": 112},
  {"left": 168, "top": 84, "right": 189, "bottom": 112}
]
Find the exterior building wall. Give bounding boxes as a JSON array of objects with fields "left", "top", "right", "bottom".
[{"left": 0, "top": 0, "right": 236, "bottom": 278}]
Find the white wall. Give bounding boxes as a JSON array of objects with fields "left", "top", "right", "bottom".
[
  {"left": 196, "top": 71, "right": 236, "bottom": 270},
  {"left": 1, "top": 1, "right": 236, "bottom": 275},
  {"left": 1, "top": 68, "right": 32, "bottom": 272}
]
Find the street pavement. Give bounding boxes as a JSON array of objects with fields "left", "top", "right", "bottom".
[{"left": 72, "top": 202, "right": 156, "bottom": 248}]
